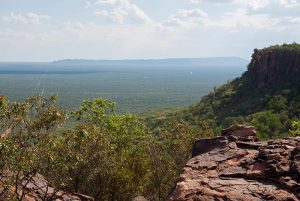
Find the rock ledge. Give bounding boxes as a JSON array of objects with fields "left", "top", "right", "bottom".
[{"left": 168, "top": 125, "right": 300, "bottom": 201}]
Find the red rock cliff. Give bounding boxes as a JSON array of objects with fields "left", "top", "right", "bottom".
[{"left": 247, "top": 47, "right": 300, "bottom": 89}]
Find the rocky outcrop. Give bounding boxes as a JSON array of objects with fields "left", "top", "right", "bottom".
[
  {"left": 192, "top": 125, "right": 258, "bottom": 157},
  {"left": 0, "top": 174, "right": 94, "bottom": 201},
  {"left": 221, "top": 124, "right": 258, "bottom": 141},
  {"left": 168, "top": 125, "right": 300, "bottom": 201},
  {"left": 248, "top": 47, "right": 300, "bottom": 89}
]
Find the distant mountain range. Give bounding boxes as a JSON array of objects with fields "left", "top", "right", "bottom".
[
  {"left": 51, "top": 57, "right": 249, "bottom": 67},
  {"left": 0, "top": 57, "right": 248, "bottom": 73}
]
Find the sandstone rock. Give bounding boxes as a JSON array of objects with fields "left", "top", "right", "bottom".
[
  {"left": 0, "top": 174, "right": 94, "bottom": 201},
  {"left": 248, "top": 48, "right": 300, "bottom": 89},
  {"left": 192, "top": 137, "right": 228, "bottom": 157},
  {"left": 192, "top": 125, "right": 259, "bottom": 157},
  {"left": 168, "top": 126, "right": 300, "bottom": 201},
  {"left": 221, "top": 124, "right": 258, "bottom": 142}
]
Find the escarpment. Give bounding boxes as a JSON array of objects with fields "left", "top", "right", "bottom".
[
  {"left": 247, "top": 45, "right": 300, "bottom": 89},
  {"left": 176, "top": 43, "right": 300, "bottom": 140},
  {"left": 168, "top": 125, "right": 300, "bottom": 201}
]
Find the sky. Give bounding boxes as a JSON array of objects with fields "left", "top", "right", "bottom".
[{"left": 0, "top": 0, "right": 300, "bottom": 61}]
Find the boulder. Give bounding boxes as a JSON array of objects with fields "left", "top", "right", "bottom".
[
  {"left": 168, "top": 126, "right": 300, "bottom": 201},
  {"left": 221, "top": 124, "right": 258, "bottom": 142}
]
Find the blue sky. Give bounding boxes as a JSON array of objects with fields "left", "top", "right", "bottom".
[{"left": 0, "top": 0, "right": 300, "bottom": 61}]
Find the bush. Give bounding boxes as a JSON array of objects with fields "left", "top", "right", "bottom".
[{"left": 0, "top": 95, "right": 212, "bottom": 201}]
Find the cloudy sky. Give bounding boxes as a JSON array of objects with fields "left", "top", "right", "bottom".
[{"left": 0, "top": 0, "right": 300, "bottom": 61}]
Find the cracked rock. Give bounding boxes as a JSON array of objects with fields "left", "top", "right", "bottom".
[{"left": 168, "top": 125, "right": 300, "bottom": 201}]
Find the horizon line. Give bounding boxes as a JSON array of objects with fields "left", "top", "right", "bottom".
[{"left": 0, "top": 56, "right": 249, "bottom": 63}]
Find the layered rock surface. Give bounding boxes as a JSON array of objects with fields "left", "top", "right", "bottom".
[
  {"left": 168, "top": 125, "right": 300, "bottom": 201},
  {"left": 0, "top": 174, "right": 94, "bottom": 201}
]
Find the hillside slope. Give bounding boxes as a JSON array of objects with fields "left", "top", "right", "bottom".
[{"left": 146, "top": 43, "right": 300, "bottom": 139}]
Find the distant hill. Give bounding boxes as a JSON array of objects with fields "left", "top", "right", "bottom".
[
  {"left": 0, "top": 57, "right": 248, "bottom": 73},
  {"left": 145, "top": 43, "right": 300, "bottom": 140},
  {"left": 51, "top": 57, "right": 249, "bottom": 67},
  {"left": 0, "top": 57, "right": 247, "bottom": 114}
]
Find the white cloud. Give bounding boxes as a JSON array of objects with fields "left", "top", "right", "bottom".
[
  {"left": 164, "top": 9, "right": 208, "bottom": 27},
  {"left": 186, "top": 0, "right": 231, "bottom": 4},
  {"left": 94, "top": 10, "right": 109, "bottom": 17},
  {"left": 1, "top": 1, "right": 300, "bottom": 61},
  {"left": 196, "top": 0, "right": 269, "bottom": 9},
  {"left": 245, "top": 0, "right": 270, "bottom": 9},
  {"left": 88, "top": 0, "right": 153, "bottom": 24},
  {"left": 179, "top": 9, "right": 208, "bottom": 18},
  {"left": 85, "top": 1, "right": 92, "bottom": 8},
  {"left": 62, "top": 22, "right": 87, "bottom": 34},
  {"left": 286, "top": 16, "right": 300, "bottom": 23},
  {"left": 181, "top": 0, "right": 300, "bottom": 31},
  {"left": 94, "top": 8, "right": 129, "bottom": 24},
  {"left": 110, "top": 8, "right": 128, "bottom": 23},
  {"left": 185, "top": 0, "right": 300, "bottom": 9},
  {"left": 279, "top": 0, "right": 300, "bottom": 7},
  {"left": 0, "top": 29, "right": 31, "bottom": 40},
  {"left": 95, "top": 0, "right": 118, "bottom": 5},
  {"left": 163, "top": 8, "right": 280, "bottom": 31},
  {"left": 211, "top": 9, "right": 280, "bottom": 30},
  {"left": 0, "top": 20, "right": 187, "bottom": 60},
  {"left": 2, "top": 12, "right": 50, "bottom": 25},
  {"left": 185, "top": 0, "right": 201, "bottom": 4}
]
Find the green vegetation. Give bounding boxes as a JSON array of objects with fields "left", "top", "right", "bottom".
[
  {"left": 0, "top": 64, "right": 245, "bottom": 114},
  {"left": 289, "top": 119, "right": 300, "bottom": 135},
  {"left": 143, "top": 43, "right": 300, "bottom": 140},
  {"left": 264, "top": 42, "right": 300, "bottom": 51},
  {"left": 0, "top": 95, "right": 213, "bottom": 201},
  {"left": 152, "top": 78, "right": 300, "bottom": 140},
  {"left": 1, "top": 44, "right": 300, "bottom": 200}
]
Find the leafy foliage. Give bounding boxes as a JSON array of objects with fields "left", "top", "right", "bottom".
[
  {"left": 145, "top": 121, "right": 213, "bottom": 200},
  {"left": 174, "top": 77, "right": 299, "bottom": 139},
  {"left": 0, "top": 95, "right": 212, "bottom": 201},
  {"left": 289, "top": 119, "right": 300, "bottom": 135},
  {"left": 0, "top": 95, "right": 65, "bottom": 200},
  {"left": 264, "top": 42, "right": 300, "bottom": 51}
]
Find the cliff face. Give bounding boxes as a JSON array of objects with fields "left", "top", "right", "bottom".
[
  {"left": 248, "top": 47, "right": 300, "bottom": 89},
  {"left": 168, "top": 125, "right": 300, "bottom": 201}
]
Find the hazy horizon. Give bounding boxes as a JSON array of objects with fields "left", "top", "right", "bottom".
[
  {"left": 1, "top": 0, "right": 300, "bottom": 62},
  {"left": 0, "top": 56, "right": 249, "bottom": 63}
]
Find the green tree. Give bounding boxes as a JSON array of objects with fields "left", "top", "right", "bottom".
[
  {"left": 0, "top": 95, "right": 65, "bottom": 201},
  {"left": 48, "top": 98, "right": 149, "bottom": 201},
  {"left": 250, "top": 111, "right": 285, "bottom": 139},
  {"left": 0, "top": 95, "right": 215, "bottom": 201},
  {"left": 145, "top": 120, "right": 213, "bottom": 200},
  {"left": 289, "top": 119, "right": 300, "bottom": 135},
  {"left": 267, "top": 95, "right": 287, "bottom": 112}
]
